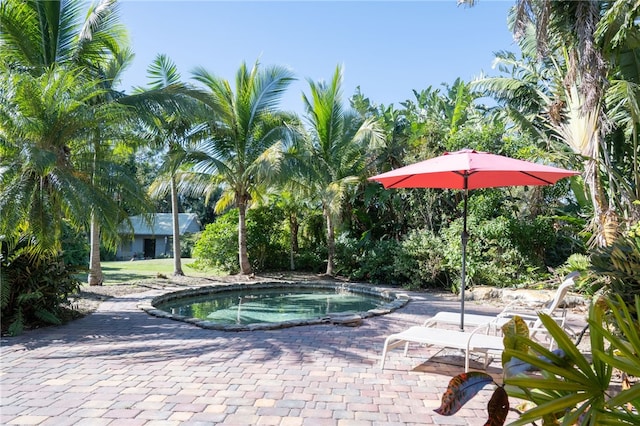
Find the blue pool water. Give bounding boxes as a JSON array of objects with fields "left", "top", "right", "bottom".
[{"left": 155, "top": 287, "right": 385, "bottom": 325}]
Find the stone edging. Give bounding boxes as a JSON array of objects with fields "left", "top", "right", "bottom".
[{"left": 138, "top": 281, "right": 411, "bottom": 331}]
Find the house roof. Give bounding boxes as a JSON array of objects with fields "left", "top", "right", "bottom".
[{"left": 120, "top": 213, "right": 201, "bottom": 236}]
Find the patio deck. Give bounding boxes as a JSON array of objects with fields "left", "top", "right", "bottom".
[{"left": 0, "top": 284, "right": 586, "bottom": 425}]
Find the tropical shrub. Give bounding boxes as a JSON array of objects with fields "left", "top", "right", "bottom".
[
  {"left": 464, "top": 216, "right": 530, "bottom": 287},
  {"left": 590, "top": 233, "right": 640, "bottom": 305},
  {"left": 435, "top": 295, "right": 640, "bottom": 425},
  {"left": 393, "top": 229, "right": 450, "bottom": 290},
  {"left": 336, "top": 237, "right": 403, "bottom": 285},
  {"left": 293, "top": 246, "right": 327, "bottom": 273},
  {"left": 191, "top": 211, "right": 239, "bottom": 273},
  {"left": 191, "top": 207, "right": 289, "bottom": 274},
  {"left": 245, "top": 206, "right": 288, "bottom": 272},
  {"left": 508, "top": 216, "right": 557, "bottom": 268},
  {"left": 438, "top": 216, "right": 544, "bottom": 290},
  {"left": 1, "top": 239, "right": 82, "bottom": 336},
  {"left": 60, "top": 223, "right": 89, "bottom": 267},
  {"left": 180, "top": 232, "right": 200, "bottom": 258},
  {"left": 333, "top": 234, "right": 361, "bottom": 277},
  {"left": 543, "top": 215, "right": 587, "bottom": 268},
  {"left": 555, "top": 253, "right": 596, "bottom": 294}
]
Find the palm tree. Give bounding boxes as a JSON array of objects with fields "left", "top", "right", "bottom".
[
  {"left": 1, "top": 0, "right": 190, "bottom": 284},
  {"left": 1, "top": 0, "right": 139, "bottom": 285},
  {"left": 470, "top": 1, "right": 640, "bottom": 245},
  {"left": 141, "top": 54, "right": 206, "bottom": 276},
  {"left": 298, "top": 65, "right": 384, "bottom": 275},
  {"left": 0, "top": 65, "right": 129, "bottom": 256},
  {"left": 0, "top": 0, "right": 125, "bottom": 73},
  {"left": 186, "top": 60, "right": 295, "bottom": 275}
]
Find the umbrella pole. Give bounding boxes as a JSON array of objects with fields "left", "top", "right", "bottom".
[{"left": 460, "top": 188, "right": 469, "bottom": 331}]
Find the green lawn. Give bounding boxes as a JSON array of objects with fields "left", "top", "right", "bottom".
[{"left": 100, "top": 259, "right": 219, "bottom": 284}]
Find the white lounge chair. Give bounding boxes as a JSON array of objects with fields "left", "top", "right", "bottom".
[
  {"left": 423, "top": 271, "right": 579, "bottom": 345},
  {"left": 380, "top": 322, "right": 504, "bottom": 372},
  {"left": 379, "top": 272, "right": 579, "bottom": 372}
]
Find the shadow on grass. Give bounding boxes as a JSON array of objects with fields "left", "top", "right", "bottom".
[
  {"left": 102, "top": 271, "right": 150, "bottom": 282},
  {"left": 100, "top": 265, "right": 154, "bottom": 283}
]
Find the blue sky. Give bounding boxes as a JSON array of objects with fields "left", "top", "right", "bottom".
[{"left": 118, "top": 1, "right": 519, "bottom": 114}]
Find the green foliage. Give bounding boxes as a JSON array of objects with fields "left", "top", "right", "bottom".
[
  {"left": 334, "top": 211, "right": 573, "bottom": 291},
  {"left": 563, "top": 253, "right": 591, "bottom": 273},
  {"left": 590, "top": 234, "right": 640, "bottom": 305},
  {"left": 555, "top": 253, "right": 599, "bottom": 294},
  {"left": 333, "top": 235, "right": 361, "bottom": 277},
  {"left": 60, "top": 222, "right": 89, "bottom": 267},
  {"left": 436, "top": 216, "right": 541, "bottom": 291},
  {"left": 191, "top": 210, "right": 240, "bottom": 274},
  {"left": 245, "top": 206, "right": 288, "bottom": 272},
  {"left": 463, "top": 217, "right": 531, "bottom": 288},
  {"left": 503, "top": 297, "right": 640, "bottom": 425},
  {"left": 1, "top": 240, "right": 82, "bottom": 336},
  {"left": 292, "top": 247, "right": 326, "bottom": 273},
  {"left": 543, "top": 215, "right": 588, "bottom": 268},
  {"left": 436, "top": 297, "right": 640, "bottom": 425},
  {"left": 393, "top": 229, "right": 449, "bottom": 290},
  {"left": 334, "top": 236, "right": 403, "bottom": 285},
  {"left": 180, "top": 232, "right": 200, "bottom": 258},
  {"left": 191, "top": 207, "right": 289, "bottom": 274},
  {"left": 509, "top": 216, "right": 557, "bottom": 266}
]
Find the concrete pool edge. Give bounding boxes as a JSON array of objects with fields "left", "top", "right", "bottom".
[{"left": 137, "top": 281, "right": 411, "bottom": 331}]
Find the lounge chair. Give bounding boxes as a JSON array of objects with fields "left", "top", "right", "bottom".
[
  {"left": 423, "top": 271, "right": 579, "bottom": 343},
  {"left": 380, "top": 321, "right": 504, "bottom": 372},
  {"left": 379, "top": 272, "right": 579, "bottom": 372}
]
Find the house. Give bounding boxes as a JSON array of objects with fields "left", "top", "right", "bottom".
[{"left": 116, "top": 213, "right": 202, "bottom": 260}]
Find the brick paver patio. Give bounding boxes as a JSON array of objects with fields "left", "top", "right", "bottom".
[{"left": 1, "top": 283, "right": 586, "bottom": 425}]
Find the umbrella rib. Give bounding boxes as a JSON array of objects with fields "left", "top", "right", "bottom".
[
  {"left": 386, "top": 175, "right": 413, "bottom": 188},
  {"left": 520, "top": 171, "right": 554, "bottom": 185}
]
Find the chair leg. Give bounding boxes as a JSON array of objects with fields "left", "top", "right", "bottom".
[
  {"left": 380, "top": 337, "right": 409, "bottom": 369},
  {"left": 380, "top": 338, "right": 391, "bottom": 369}
]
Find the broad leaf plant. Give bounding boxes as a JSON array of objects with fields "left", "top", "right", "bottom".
[{"left": 435, "top": 295, "right": 640, "bottom": 425}]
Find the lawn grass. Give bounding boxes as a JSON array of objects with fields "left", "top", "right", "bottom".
[{"left": 100, "top": 258, "right": 219, "bottom": 284}]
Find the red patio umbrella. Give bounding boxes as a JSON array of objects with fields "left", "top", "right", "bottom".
[{"left": 368, "top": 149, "right": 579, "bottom": 330}]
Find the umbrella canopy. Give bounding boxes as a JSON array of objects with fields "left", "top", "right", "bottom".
[
  {"left": 369, "top": 149, "right": 579, "bottom": 330},
  {"left": 369, "top": 148, "right": 579, "bottom": 190}
]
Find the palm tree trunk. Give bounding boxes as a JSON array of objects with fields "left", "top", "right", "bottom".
[
  {"left": 325, "top": 207, "right": 335, "bottom": 276},
  {"left": 238, "top": 199, "right": 252, "bottom": 275},
  {"left": 88, "top": 135, "right": 103, "bottom": 286},
  {"left": 87, "top": 212, "right": 103, "bottom": 286},
  {"left": 584, "top": 158, "right": 614, "bottom": 247},
  {"left": 289, "top": 212, "right": 298, "bottom": 271},
  {"left": 170, "top": 176, "right": 184, "bottom": 276}
]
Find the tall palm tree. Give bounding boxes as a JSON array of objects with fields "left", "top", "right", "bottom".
[
  {"left": 1, "top": 0, "right": 140, "bottom": 284},
  {"left": 141, "top": 54, "right": 205, "bottom": 276},
  {"left": 0, "top": 65, "right": 129, "bottom": 255},
  {"left": 186, "top": 60, "right": 295, "bottom": 275},
  {"left": 298, "top": 65, "right": 384, "bottom": 275},
  {"left": 0, "top": 0, "right": 124, "bottom": 73},
  {"left": 2, "top": 0, "right": 186, "bottom": 284},
  {"left": 471, "top": 0, "right": 640, "bottom": 245}
]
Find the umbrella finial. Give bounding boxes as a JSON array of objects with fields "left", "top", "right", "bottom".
[{"left": 445, "top": 148, "right": 479, "bottom": 156}]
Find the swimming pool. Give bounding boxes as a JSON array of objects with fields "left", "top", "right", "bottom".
[{"left": 140, "top": 281, "right": 410, "bottom": 331}]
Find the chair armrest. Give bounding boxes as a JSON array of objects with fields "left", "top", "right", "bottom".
[{"left": 497, "top": 311, "right": 539, "bottom": 321}]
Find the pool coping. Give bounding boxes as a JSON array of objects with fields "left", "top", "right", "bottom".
[{"left": 137, "top": 280, "right": 411, "bottom": 331}]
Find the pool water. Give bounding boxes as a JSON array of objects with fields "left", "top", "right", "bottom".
[{"left": 155, "top": 287, "right": 384, "bottom": 325}]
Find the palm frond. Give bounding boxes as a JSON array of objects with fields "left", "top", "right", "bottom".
[{"left": 145, "top": 53, "right": 182, "bottom": 89}]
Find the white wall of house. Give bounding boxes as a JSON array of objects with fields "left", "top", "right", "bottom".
[
  {"left": 118, "top": 236, "right": 176, "bottom": 260},
  {"left": 115, "top": 213, "right": 201, "bottom": 260}
]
